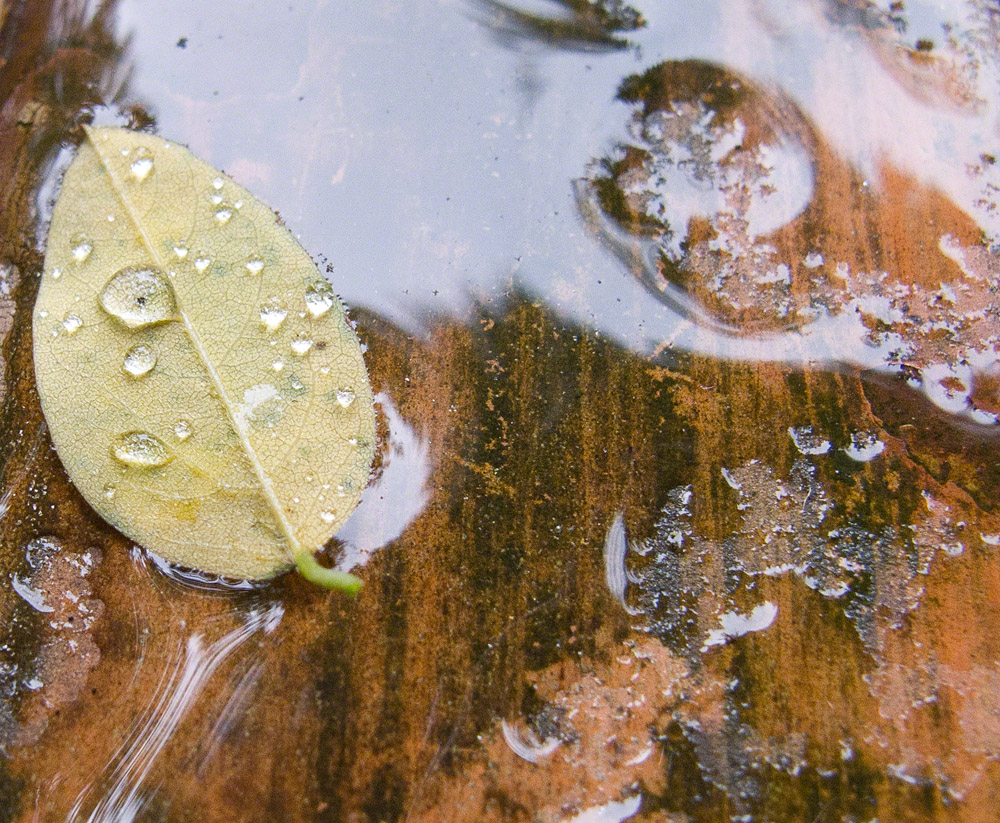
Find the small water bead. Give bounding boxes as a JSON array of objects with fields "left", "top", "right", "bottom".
[
  {"left": 215, "top": 208, "right": 232, "bottom": 225},
  {"left": 173, "top": 245, "right": 188, "bottom": 260},
  {"left": 103, "top": 484, "right": 116, "bottom": 499},
  {"left": 212, "top": 177, "right": 224, "bottom": 190},
  {"left": 211, "top": 194, "right": 223, "bottom": 205},
  {"left": 304, "top": 281, "right": 336, "bottom": 317},
  {"left": 112, "top": 432, "right": 172, "bottom": 468},
  {"left": 335, "top": 388, "right": 355, "bottom": 408},
  {"left": 123, "top": 344, "right": 156, "bottom": 377},
  {"left": 259, "top": 305, "right": 287, "bottom": 331},
  {"left": 51, "top": 267, "right": 62, "bottom": 280},
  {"left": 71, "top": 236, "right": 92, "bottom": 263},
  {"left": 173, "top": 420, "right": 192, "bottom": 441},
  {"left": 234, "top": 200, "right": 243, "bottom": 209},
  {"left": 38, "top": 309, "right": 48, "bottom": 319},
  {"left": 62, "top": 313, "right": 82, "bottom": 334},
  {"left": 289, "top": 375, "right": 305, "bottom": 393},
  {"left": 320, "top": 511, "right": 336, "bottom": 524},
  {"left": 245, "top": 258, "right": 264, "bottom": 274},
  {"left": 129, "top": 155, "right": 153, "bottom": 182},
  {"left": 99, "top": 267, "right": 177, "bottom": 328},
  {"left": 272, "top": 360, "right": 284, "bottom": 372},
  {"left": 194, "top": 257, "right": 211, "bottom": 273},
  {"left": 319, "top": 366, "right": 331, "bottom": 375},
  {"left": 290, "top": 335, "right": 313, "bottom": 356}
]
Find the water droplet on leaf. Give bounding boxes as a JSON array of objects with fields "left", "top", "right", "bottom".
[
  {"left": 62, "top": 313, "right": 82, "bottom": 334},
  {"left": 245, "top": 258, "right": 264, "bottom": 274},
  {"left": 71, "top": 236, "right": 92, "bottom": 263},
  {"left": 173, "top": 419, "right": 192, "bottom": 440},
  {"left": 215, "top": 208, "right": 232, "bottom": 225},
  {"left": 123, "top": 344, "right": 157, "bottom": 377},
  {"left": 130, "top": 155, "right": 153, "bottom": 182},
  {"left": 99, "top": 266, "right": 177, "bottom": 328},
  {"left": 336, "top": 389, "right": 355, "bottom": 408},
  {"left": 305, "top": 281, "right": 335, "bottom": 317},
  {"left": 112, "top": 432, "right": 172, "bottom": 468},
  {"left": 259, "top": 305, "right": 287, "bottom": 330},
  {"left": 194, "top": 257, "right": 210, "bottom": 273},
  {"left": 291, "top": 334, "right": 313, "bottom": 356}
]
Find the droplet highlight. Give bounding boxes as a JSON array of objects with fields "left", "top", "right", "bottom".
[
  {"left": 100, "top": 267, "right": 178, "bottom": 328},
  {"left": 123, "top": 344, "right": 157, "bottom": 377},
  {"left": 112, "top": 432, "right": 172, "bottom": 468}
]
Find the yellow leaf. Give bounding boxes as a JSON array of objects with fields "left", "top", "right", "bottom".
[{"left": 33, "top": 126, "right": 376, "bottom": 590}]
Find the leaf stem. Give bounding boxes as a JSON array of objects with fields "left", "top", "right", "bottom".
[{"left": 294, "top": 552, "right": 362, "bottom": 595}]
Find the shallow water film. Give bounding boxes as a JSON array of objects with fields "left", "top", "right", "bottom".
[{"left": 1, "top": 1, "right": 999, "bottom": 821}]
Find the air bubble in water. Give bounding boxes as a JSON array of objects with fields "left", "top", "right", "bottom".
[
  {"left": 123, "top": 344, "right": 156, "bottom": 377},
  {"left": 100, "top": 266, "right": 177, "bottom": 328},
  {"left": 112, "top": 432, "right": 172, "bottom": 468}
]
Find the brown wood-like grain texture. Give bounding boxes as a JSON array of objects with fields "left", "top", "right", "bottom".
[{"left": 0, "top": 2, "right": 999, "bottom": 822}]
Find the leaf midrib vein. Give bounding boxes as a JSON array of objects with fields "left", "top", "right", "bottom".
[{"left": 86, "top": 127, "right": 302, "bottom": 563}]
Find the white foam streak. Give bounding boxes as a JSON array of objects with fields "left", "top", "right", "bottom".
[
  {"left": 603, "top": 513, "right": 639, "bottom": 615},
  {"left": 71, "top": 603, "right": 283, "bottom": 822},
  {"left": 500, "top": 719, "right": 562, "bottom": 763}
]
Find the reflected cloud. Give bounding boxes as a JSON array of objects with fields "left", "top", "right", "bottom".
[{"left": 335, "top": 394, "right": 431, "bottom": 572}]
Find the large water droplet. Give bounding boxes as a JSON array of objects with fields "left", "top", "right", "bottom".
[
  {"left": 71, "top": 235, "right": 92, "bottom": 263},
  {"left": 123, "top": 344, "right": 156, "bottom": 377},
  {"left": 100, "top": 267, "right": 177, "bottom": 329},
  {"left": 112, "top": 432, "right": 172, "bottom": 468},
  {"left": 290, "top": 334, "right": 313, "bottom": 356},
  {"left": 259, "top": 305, "right": 287, "bottom": 331},
  {"left": 130, "top": 155, "right": 153, "bottom": 182},
  {"left": 305, "top": 281, "right": 336, "bottom": 318},
  {"left": 62, "top": 313, "right": 82, "bottom": 334},
  {"left": 335, "top": 388, "right": 355, "bottom": 408},
  {"left": 173, "top": 419, "right": 192, "bottom": 441}
]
